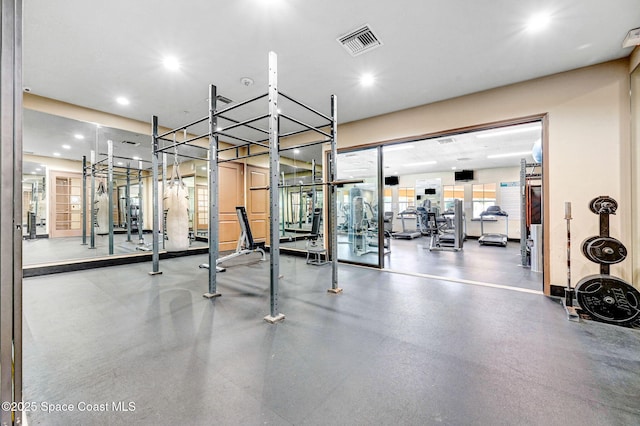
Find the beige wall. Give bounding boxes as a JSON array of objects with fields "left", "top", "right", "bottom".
[
  {"left": 24, "top": 58, "right": 635, "bottom": 294},
  {"left": 631, "top": 60, "right": 640, "bottom": 284},
  {"left": 338, "top": 59, "right": 632, "bottom": 293}
]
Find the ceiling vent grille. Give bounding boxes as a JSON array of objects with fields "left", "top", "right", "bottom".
[
  {"left": 437, "top": 138, "right": 456, "bottom": 145},
  {"left": 216, "top": 95, "right": 233, "bottom": 105},
  {"left": 121, "top": 140, "right": 140, "bottom": 146},
  {"left": 337, "top": 25, "right": 382, "bottom": 57}
]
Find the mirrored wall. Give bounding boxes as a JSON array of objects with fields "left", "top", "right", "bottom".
[
  {"left": 22, "top": 108, "right": 326, "bottom": 269},
  {"left": 22, "top": 109, "right": 209, "bottom": 267}
]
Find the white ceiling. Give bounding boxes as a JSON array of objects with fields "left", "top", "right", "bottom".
[
  {"left": 338, "top": 121, "right": 542, "bottom": 179},
  {"left": 21, "top": 1, "right": 639, "bottom": 176}
]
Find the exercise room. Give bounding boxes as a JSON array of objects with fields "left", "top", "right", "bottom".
[
  {"left": 2, "top": 2, "right": 640, "bottom": 426},
  {"left": 335, "top": 121, "right": 544, "bottom": 291}
]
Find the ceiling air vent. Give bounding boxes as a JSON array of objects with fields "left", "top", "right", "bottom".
[
  {"left": 216, "top": 95, "right": 233, "bottom": 105},
  {"left": 121, "top": 140, "right": 140, "bottom": 146},
  {"left": 437, "top": 138, "right": 455, "bottom": 145},
  {"left": 337, "top": 24, "right": 382, "bottom": 57}
]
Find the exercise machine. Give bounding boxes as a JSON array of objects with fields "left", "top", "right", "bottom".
[
  {"left": 392, "top": 208, "right": 422, "bottom": 239},
  {"left": 199, "top": 206, "right": 266, "bottom": 272},
  {"left": 429, "top": 199, "right": 464, "bottom": 251},
  {"left": 438, "top": 204, "right": 466, "bottom": 246},
  {"left": 479, "top": 205, "right": 508, "bottom": 247},
  {"left": 306, "top": 207, "right": 327, "bottom": 265},
  {"left": 383, "top": 211, "right": 394, "bottom": 254}
]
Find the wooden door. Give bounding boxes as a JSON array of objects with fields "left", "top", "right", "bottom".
[
  {"left": 195, "top": 184, "right": 208, "bottom": 236},
  {"left": 218, "top": 162, "right": 244, "bottom": 251},
  {"left": 246, "top": 165, "right": 269, "bottom": 243},
  {"left": 50, "top": 171, "right": 85, "bottom": 238}
]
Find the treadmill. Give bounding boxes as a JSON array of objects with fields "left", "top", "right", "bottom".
[
  {"left": 392, "top": 208, "right": 422, "bottom": 239},
  {"left": 478, "top": 205, "right": 508, "bottom": 247}
]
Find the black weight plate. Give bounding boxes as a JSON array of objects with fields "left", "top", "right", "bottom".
[
  {"left": 589, "top": 196, "right": 618, "bottom": 215},
  {"left": 575, "top": 274, "right": 640, "bottom": 325},
  {"left": 586, "top": 237, "right": 627, "bottom": 265},
  {"left": 581, "top": 236, "right": 599, "bottom": 262}
]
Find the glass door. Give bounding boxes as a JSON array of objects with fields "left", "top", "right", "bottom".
[{"left": 336, "top": 147, "right": 382, "bottom": 267}]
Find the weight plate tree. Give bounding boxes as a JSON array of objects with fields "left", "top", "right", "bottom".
[
  {"left": 583, "top": 236, "right": 627, "bottom": 265},
  {"left": 576, "top": 274, "right": 640, "bottom": 325},
  {"left": 575, "top": 196, "right": 639, "bottom": 325}
]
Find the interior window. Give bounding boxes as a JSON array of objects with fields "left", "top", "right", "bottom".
[
  {"left": 398, "top": 187, "right": 415, "bottom": 212},
  {"left": 443, "top": 185, "right": 464, "bottom": 212},
  {"left": 472, "top": 183, "right": 496, "bottom": 218}
]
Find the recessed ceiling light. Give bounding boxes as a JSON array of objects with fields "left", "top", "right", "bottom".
[
  {"left": 132, "top": 156, "right": 141, "bottom": 161},
  {"left": 393, "top": 171, "right": 398, "bottom": 175},
  {"left": 74, "top": 134, "right": 85, "bottom": 140},
  {"left": 406, "top": 161, "right": 437, "bottom": 166},
  {"left": 53, "top": 152, "right": 61, "bottom": 157},
  {"left": 117, "top": 161, "right": 123, "bottom": 166},
  {"left": 451, "top": 166, "right": 457, "bottom": 170},
  {"left": 294, "top": 149, "right": 300, "bottom": 154},
  {"left": 201, "top": 167, "right": 207, "bottom": 171},
  {"left": 487, "top": 151, "right": 532, "bottom": 159},
  {"left": 35, "top": 168, "right": 41, "bottom": 171},
  {"left": 360, "top": 73, "right": 375, "bottom": 87},
  {"left": 31, "top": 172, "right": 36, "bottom": 175},
  {"left": 116, "top": 96, "right": 130, "bottom": 106},
  {"left": 163, "top": 56, "right": 180, "bottom": 71},
  {"left": 62, "top": 144, "right": 71, "bottom": 149},
  {"left": 526, "top": 12, "right": 551, "bottom": 32}
]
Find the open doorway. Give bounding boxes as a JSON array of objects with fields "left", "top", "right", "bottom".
[{"left": 337, "top": 120, "right": 544, "bottom": 292}]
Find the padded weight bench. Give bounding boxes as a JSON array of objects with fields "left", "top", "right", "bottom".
[
  {"left": 199, "top": 206, "right": 266, "bottom": 272},
  {"left": 306, "top": 208, "right": 327, "bottom": 265}
]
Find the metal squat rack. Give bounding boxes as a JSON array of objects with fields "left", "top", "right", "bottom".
[
  {"left": 82, "top": 137, "right": 153, "bottom": 255},
  {"left": 151, "top": 51, "right": 346, "bottom": 323}
]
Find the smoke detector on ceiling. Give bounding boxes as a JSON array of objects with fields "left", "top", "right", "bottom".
[
  {"left": 337, "top": 24, "right": 383, "bottom": 57},
  {"left": 240, "top": 77, "right": 254, "bottom": 87}
]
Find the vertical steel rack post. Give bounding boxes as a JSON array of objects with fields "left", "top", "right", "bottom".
[{"left": 151, "top": 51, "right": 340, "bottom": 323}]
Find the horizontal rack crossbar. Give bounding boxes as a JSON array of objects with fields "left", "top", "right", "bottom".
[
  {"left": 218, "top": 114, "right": 269, "bottom": 136},
  {"left": 217, "top": 151, "right": 270, "bottom": 164},
  {"left": 213, "top": 93, "right": 268, "bottom": 117},
  {"left": 279, "top": 113, "right": 332, "bottom": 139},
  {"left": 219, "top": 113, "right": 269, "bottom": 133},
  {"left": 157, "top": 132, "right": 210, "bottom": 153},
  {"left": 216, "top": 132, "right": 269, "bottom": 149},
  {"left": 280, "top": 91, "right": 332, "bottom": 122},
  {"left": 157, "top": 115, "right": 208, "bottom": 139},
  {"left": 98, "top": 153, "right": 152, "bottom": 163},
  {"left": 249, "top": 179, "right": 364, "bottom": 190},
  {"left": 279, "top": 138, "right": 330, "bottom": 153}
]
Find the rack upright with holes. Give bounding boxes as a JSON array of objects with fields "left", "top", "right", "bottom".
[{"left": 151, "top": 51, "right": 346, "bottom": 323}]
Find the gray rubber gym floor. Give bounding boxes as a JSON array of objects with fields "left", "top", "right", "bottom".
[{"left": 23, "top": 254, "right": 639, "bottom": 425}]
